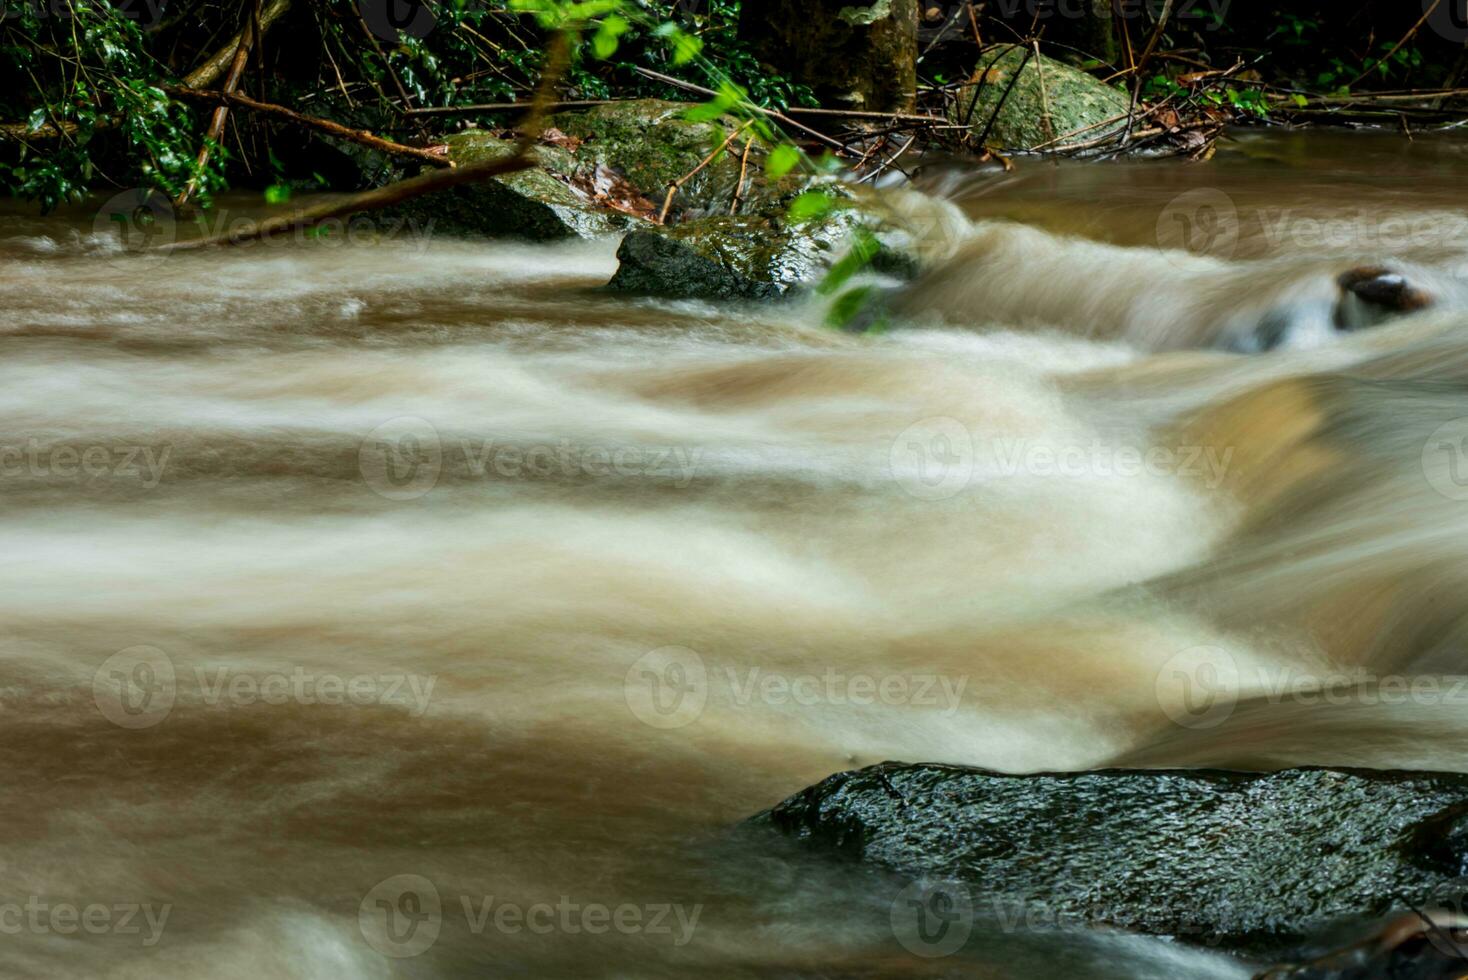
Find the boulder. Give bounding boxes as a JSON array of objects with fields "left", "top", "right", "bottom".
[
  {"left": 757, "top": 762, "right": 1468, "bottom": 953},
  {"left": 382, "top": 100, "right": 770, "bottom": 241},
  {"left": 951, "top": 44, "right": 1132, "bottom": 151},
  {"left": 387, "top": 133, "right": 626, "bottom": 241},
  {"left": 548, "top": 99, "right": 766, "bottom": 206},
  {"left": 607, "top": 182, "right": 920, "bottom": 301}
]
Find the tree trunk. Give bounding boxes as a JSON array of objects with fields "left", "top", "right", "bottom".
[{"left": 738, "top": 0, "right": 919, "bottom": 111}]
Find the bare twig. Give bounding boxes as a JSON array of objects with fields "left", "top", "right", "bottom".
[
  {"left": 631, "top": 66, "right": 849, "bottom": 155},
  {"left": 1346, "top": 0, "right": 1441, "bottom": 88},
  {"left": 162, "top": 33, "right": 570, "bottom": 252},
  {"left": 176, "top": 9, "right": 256, "bottom": 209},
  {"left": 1032, "top": 39, "right": 1054, "bottom": 146},
  {"left": 407, "top": 100, "right": 615, "bottom": 116},
  {"left": 0, "top": 0, "right": 291, "bottom": 142},
  {"left": 857, "top": 134, "right": 917, "bottom": 183},
  {"left": 183, "top": 0, "right": 291, "bottom": 89},
  {"left": 659, "top": 121, "right": 751, "bottom": 223},
  {"left": 1135, "top": 0, "right": 1174, "bottom": 77},
  {"left": 410, "top": 100, "right": 942, "bottom": 125},
  {"left": 164, "top": 87, "right": 454, "bottom": 168},
  {"left": 730, "top": 138, "right": 753, "bottom": 214}
]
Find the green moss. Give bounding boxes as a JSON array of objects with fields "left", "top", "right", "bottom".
[
  {"left": 608, "top": 183, "right": 916, "bottom": 300},
  {"left": 549, "top": 100, "right": 769, "bottom": 205}
]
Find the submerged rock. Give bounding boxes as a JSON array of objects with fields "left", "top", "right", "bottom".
[
  {"left": 758, "top": 762, "right": 1468, "bottom": 953},
  {"left": 951, "top": 44, "right": 1132, "bottom": 151}
]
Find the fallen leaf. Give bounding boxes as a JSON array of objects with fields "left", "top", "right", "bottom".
[
  {"left": 538, "top": 127, "right": 584, "bottom": 152},
  {"left": 560, "top": 164, "right": 660, "bottom": 222}
]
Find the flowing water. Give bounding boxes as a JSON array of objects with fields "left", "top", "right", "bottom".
[{"left": 3, "top": 128, "right": 1468, "bottom": 978}]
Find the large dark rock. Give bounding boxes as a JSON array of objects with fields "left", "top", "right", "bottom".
[{"left": 758, "top": 762, "right": 1468, "bottom": 953}]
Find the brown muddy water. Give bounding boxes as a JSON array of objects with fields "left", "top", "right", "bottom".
[{"left": 3, "top": 128, "right": 1468, "bottom": 978}]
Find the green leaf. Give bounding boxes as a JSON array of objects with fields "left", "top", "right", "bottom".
[
  {"left": 816, "top": 230, "right": 883, "bottom": 296},
  {"left": 591, "top": 14, "right": 628, "bottom": 59},
  {"left": 681, "top": 81, "right": 745, "bottom": 122},
  {"left": 787, "top": 190, "right": 833, "bottom": 223},
  {"left": 264, "top": 183, "right": 291, "bottom": 205},
  {"left": 764, "top": 143, "right": 800, "bottom": 179},
  {"left": 671, "top": 31, "right": 703, "bottom": 66},
  {"left": 825, "top": 284, "right": 883, "bottom": 330},
  {"left": 1291, "top": 93, "right": 1308, "bottom": 107}
]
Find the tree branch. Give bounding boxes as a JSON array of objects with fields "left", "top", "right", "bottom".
[{"left": 163, "top": 87, "right": 453, "bottom": 168}]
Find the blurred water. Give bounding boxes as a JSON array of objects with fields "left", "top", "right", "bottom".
[{"left": 2, "top": 130, "right": 1467, "bottom": 977}]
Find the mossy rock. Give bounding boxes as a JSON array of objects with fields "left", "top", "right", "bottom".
[
  {"left": 608, "top": 184, "right": 916, "bottom": 301},
  {"left": 950, "top": 44, "right": 1131, "bottom": 151},
  {"left": 388, "top": 134, "right": 624, "bottom": 240},
  {"left": 549, "top": 100, "right": 769, "bottom": 209}
]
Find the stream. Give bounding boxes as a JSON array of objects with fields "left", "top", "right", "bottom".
[{"left": 2, "top": 128, "right": 1468, "bottom": 978}]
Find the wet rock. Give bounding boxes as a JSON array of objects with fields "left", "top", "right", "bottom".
[
  {"left": 1336, "top": 266, "right": 1436, "bottom": 331},
  {"left": 1261, "top": 912, "right": 1468, "bottom": 979},
  {"left": 607, "top": 184, "right": 917, "bottom": 301},
  {"left": 950, "top": 44, "right": 1132, "bottom": 151},
  {"left": 383, "top": 101, "right": 770, "bottom": 241},
  {"left": 548, "top": 100, "right": 767, "bottom": 206},
  {"left": 757, "top": 762, "right": 1468, "bottom": 953},
  {"left": 388, "top": 133, "right": 627, "bottom": 241}
]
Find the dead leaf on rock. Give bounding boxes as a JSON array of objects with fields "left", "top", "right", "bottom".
[
  {"left": 557, "top": 164, "right": 659, "bottom": 222},
  {"left": 538, "top": 127, "right": 584, "bottom": 152}
]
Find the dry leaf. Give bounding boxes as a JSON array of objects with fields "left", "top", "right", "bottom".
[{"left": 538, "top": 127, "right": 584, "bottom": 152}]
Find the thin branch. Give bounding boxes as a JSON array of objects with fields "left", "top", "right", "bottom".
[
  {"left": 183, "top": 0, "right": 291, "bottom": 89},
  {"left": 631, "top": 67, "right": 849, "bottom": 155},
  {"left": 161, "top": 33, "right": 570, "bottom": 252},
  {"left": 164, "top": 87, "right": 453, "bottom": 168},
  {"left": 730, "top": 138, "right": 753, "bottom": 214},
  {"left": 658, "top": 121, "right": 751, "bottom": 223},
  {"left": 1345, "top": 0, "right": 1441, "bottom": 88},
  {"left": 176, "top": 8, "right": 257, "bottom": 209}
]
